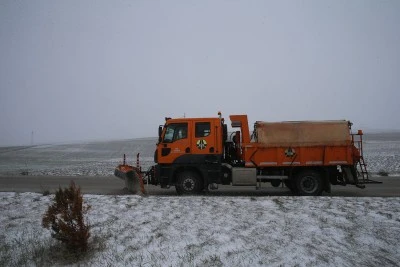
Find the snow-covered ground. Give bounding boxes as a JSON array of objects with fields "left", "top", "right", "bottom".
[
  {"left": 1, "top": 134, "right": 399, "bottom": 266},
  {"left": 0, "top": 138, "right": 156, "bottom": 176},
  {"left": 1, "top": 192, "right": 399, "bottom": 266},
  {"left": 0, "top": 133, "right": 399, "bottom": 177},
  {"left": 363, "top": 137, "right": 400, "bottom": 175}
]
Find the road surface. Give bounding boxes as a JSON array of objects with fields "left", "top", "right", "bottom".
[{"left": 0, "top": 175, "right": 399, "bottom": 197}]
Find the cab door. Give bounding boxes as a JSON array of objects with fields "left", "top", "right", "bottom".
[
  {"left": 158, "top": 122, "right": 191, "bottom": 164},
  {"left": 193, "top": 120, "right": 217, "bottom": 155},
  {"left": 192, "top": 119, "right": 222, "bottom": 183}
]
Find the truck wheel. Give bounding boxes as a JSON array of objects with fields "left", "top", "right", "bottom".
[
  {"left": 271, "top": 180, "right": 281, "bottom": 187},
  {"left": 176, "top": 171, "right": 202, "bottom": 195},
  {"left": 295, "top": 170, "right": 323, "bottom": 196}
]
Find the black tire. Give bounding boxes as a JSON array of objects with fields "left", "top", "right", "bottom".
[
  {"left": 295, "top": 170, "right": 323, "bottom": 196},
  {"left": 271, "top": 180, "right": 281, "bottom": 187},
  {"left": 175, "top": 171, "right": 202, "bottom": 195}
]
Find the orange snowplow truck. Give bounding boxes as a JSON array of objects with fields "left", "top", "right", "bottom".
[{"left": 117, "top": 112, "right": 370, "bottom": 195}]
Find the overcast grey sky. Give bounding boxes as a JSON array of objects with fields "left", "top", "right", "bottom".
[{"left": 1, "top": 0, "right": 399, "bottom": 146}]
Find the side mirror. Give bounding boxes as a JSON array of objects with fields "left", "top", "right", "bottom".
[{"left": 158, "top": 126, "right": 163, "bottom": 143}]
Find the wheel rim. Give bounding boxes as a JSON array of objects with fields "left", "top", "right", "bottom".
[
  {"left": 182, "top": 178, "right": 195, "bottom": 191},
  {"left": 299, "top": 176, "right": 317, "bottom": 193}
]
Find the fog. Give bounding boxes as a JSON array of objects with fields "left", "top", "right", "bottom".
[{"left": 1, "top": 0, "right": 399, "bottom": 146}]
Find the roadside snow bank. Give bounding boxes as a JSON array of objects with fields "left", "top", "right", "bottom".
[{"left": 1, "top": 193, "right": 399, "bottom": 266}]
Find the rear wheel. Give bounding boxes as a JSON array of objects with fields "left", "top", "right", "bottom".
[
  {"left": 295, "top": 170, "right": 323, "bottom": 196},
  {"left": 175, "top": 171, "right": 202, "bottom": 195}
]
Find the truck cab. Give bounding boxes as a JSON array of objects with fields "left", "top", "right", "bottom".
[{"left": 155, "top": 115, "right": 226, "bottom": 193}]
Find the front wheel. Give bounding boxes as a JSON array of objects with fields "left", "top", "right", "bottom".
[
  {"left": 175, "top": 171, "right": 202, "bottom": 195},
  {"left": 295, "top": 170, "right": 323, "bottom": 196}
]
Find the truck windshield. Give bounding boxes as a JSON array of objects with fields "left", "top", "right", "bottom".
[{"left": 163, "top": 123, "right": 188, "bottom": 143}]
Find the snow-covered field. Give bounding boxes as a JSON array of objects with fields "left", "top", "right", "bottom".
[
  {"left": 0, "top": 133, "right": 399, "bottom": 176},
  {"left": 0, "top": 138, "right": 156, "bottom": 176},
  {"left": 363, "top": 133, "right": 400, "bottom": 175},
  {"left": 1, "top": 192, "right": 399, "bottom": 266}
]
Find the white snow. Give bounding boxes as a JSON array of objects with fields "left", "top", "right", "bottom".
[{"left": 1, "top": 192, "right": 399, "bottom": 266}]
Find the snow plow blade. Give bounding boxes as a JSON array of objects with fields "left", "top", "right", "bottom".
[{"left": 114, "top": 165, "right": 145, "bottom": 194}]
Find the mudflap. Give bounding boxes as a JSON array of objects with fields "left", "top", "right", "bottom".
[
  {"left": 114, "top": 166, "right": 143, "bottom": 194},
  {"left": 343, "top": 166, "right": 365, "bottom": 189},
  {"left": 324, "top": 178, "right": 331, "bottom": 193}
]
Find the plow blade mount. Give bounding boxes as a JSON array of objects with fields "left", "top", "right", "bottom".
[{"left": 114, "top": 165, "right": 144, "bottom": 194}]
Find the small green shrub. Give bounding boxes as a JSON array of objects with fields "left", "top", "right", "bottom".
[{"left": 42, "top": 181, "right": 91, "bottom": 252}]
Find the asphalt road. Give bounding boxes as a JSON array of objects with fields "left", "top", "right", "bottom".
[{"left": 0, "top": 175, "right": 399, "bottom": 197}]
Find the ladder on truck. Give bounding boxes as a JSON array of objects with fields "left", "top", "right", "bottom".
[{"left": 351, "top": 131, "right": 382, "bottom": 185}]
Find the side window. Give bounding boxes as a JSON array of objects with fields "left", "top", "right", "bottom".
[
  {"left": 175, "top": 125, "right": 187, "bottom": 141},
  {"left": 195, "top": 122, "right": 211, "bottom": 137},
  {"left": 163, "top": 123, "right": 188, "bottom": 143}
]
